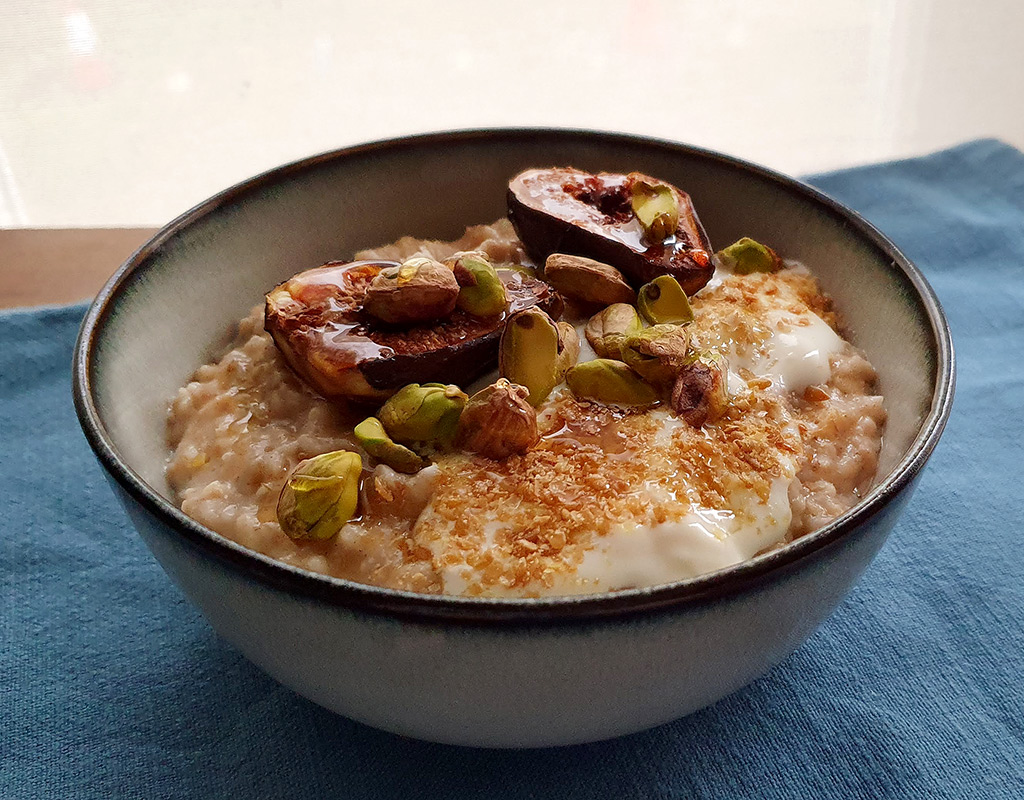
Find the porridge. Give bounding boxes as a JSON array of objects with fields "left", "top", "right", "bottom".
[{"left": 166, "top": 168, "right": 886, "bottom": 597}]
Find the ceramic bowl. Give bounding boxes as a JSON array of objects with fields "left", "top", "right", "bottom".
[{"left": 73, "top": 129, "right": 954, "bottom": 748}]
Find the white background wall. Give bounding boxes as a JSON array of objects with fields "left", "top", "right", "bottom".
[{"left": 1, "top": 0, "right": 1021, "bottom": 226}]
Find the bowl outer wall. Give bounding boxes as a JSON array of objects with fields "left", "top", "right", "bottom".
[
  {"left": 72, "top": 128, "right": 955, "bottom": 627},
  {"left": 107, "top": 468, "right": 920, "bottom": 747}
]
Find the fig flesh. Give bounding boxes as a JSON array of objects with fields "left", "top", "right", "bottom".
[
  {"left": 507, "top": 168, "right": 714, "bottom": 296},
  {"left": 265, "top": 260, "right": 562, "bottom": 403}
]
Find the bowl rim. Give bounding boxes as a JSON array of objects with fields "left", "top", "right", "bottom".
[{"left": 72, "top": 127, "right": 955, "bottom": 626}]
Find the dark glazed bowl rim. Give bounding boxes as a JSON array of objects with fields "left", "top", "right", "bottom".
[{"left": 72, "top": 128, "right": 955, "bottom": 627}]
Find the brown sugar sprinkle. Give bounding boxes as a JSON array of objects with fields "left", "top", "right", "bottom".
[
  {"left": 403, "top": 268, "right": 849, "bottom": 596},
  {"left": 411, "top": 382, "right": 801, "bottom": 596},
  {"left": 803, "top": 385, "right": 831, "bottom": 403},
  {"left": 688, "top": 268, "right": 841, "bottom": 350}
]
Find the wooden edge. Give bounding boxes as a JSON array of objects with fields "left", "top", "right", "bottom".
[{"left": 0, "top": 228, "right": 159, "bottom": 308}]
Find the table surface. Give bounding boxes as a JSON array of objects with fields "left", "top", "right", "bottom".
[{"left": 0, "top": 227, "right": 156, "bottom": 308}]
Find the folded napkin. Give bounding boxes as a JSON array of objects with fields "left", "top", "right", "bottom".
[{"left": 2, "top": 140, "right": 1021, "bottom": 799}]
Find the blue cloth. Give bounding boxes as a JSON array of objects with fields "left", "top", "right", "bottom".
[{"left": 2, "top": 139, "right": 1022, "bottom": 799}]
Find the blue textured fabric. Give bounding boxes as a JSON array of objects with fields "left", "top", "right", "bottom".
[{"left": 2, "top": 140, "right": 1022, "bottom": 799}]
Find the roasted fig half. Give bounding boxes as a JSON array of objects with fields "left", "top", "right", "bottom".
[
  {"left": 265, "top": 260, "right": 562, "bottom": 403},
  {"left": 507, "top": 168, "right": 714, "bottom": 295}
]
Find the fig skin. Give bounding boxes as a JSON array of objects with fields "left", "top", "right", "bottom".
[
  {"left": 507, "top": 168, "right": 714, "bottom": 296},
  {"left": 265, "top": 260, "right": 562, "bottom": 403}
]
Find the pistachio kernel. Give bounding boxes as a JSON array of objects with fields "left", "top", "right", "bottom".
[
  {"left": 671, "top": 352, "right": 729, "bottom": 427},
  {"left": 584, "top": 303, "right": 644, "bottom": 360},
  {"left": 628, "top": 174, "right": 680, "bottom": 243},
  {"left": 621, "top": 324, "right": 691, "bottom": 387},
  {"left": 543, "top": 253, "right": 636, "bottom": 306},
  {"left": 445, "top": 250, "right": 509, "bottom": 317},
  {"left": 566, "top": 359, "right": 659, "bottom": 407},
  {"left": 555, "top": 321, "right": 581, "bottom": 376},
  {"left": 277, "top": 450, "right": 362, "bottom": 540},
  {"left": 715, "top": 237, "right": 782, "bottom": 275},
  {"left": 637, "top": 275, "right": 694, "bottom": 325},
  {"left": 499, "top": 307, "right": 562, "bottom": 406},
  {"left": 363, "top": 256, "right": 459, "bottom": 325},
  {"left": 378, "top": 382, "right": 468, "bottom": 446},
  {"left": 456, "top": 379, "right": 540, "bottom": 459},
  {"left": 353, "top": 416, "right": 428, "bottom": 474}
]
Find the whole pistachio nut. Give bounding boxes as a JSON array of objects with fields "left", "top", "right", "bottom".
[
  {"left": 543, "top": 253, "right": 636, "bottom": 306},
  {"left": 456, "top": 378, "right": 540, "bottom": 459},
  {"left": 566, "top": 359, "right": 659, "bottom": 407},
  {"left": 277, "top": 450, "right": 362, "bottom": 540},
  {"left": 621, "top": 324, "right": 691, "bottom": 387},
  {"left": 628, "top": 174, "right": 680, "bottom": 243},
  {"left": 637, "top": 275, "right": 694, "bottom": 325},
  {"left": 671, "top": 352, "right": 728, "bottom": 427},
  {"left": 363, "top": 256, "right": 460, "bottom": 325},
  {"left": 378, "top": 382, "right": 468, "bottom": 445},
  {"left": 353, "top": 416, "right": 428, "bottom": 474},
  {"left": 584, "top": 303, "right": 644, "bottom": 360},
  {"left": 555, "top": 321, "right": 581, "bottom": 376},
  {"left": 445, "top": 250, "right": 509, "bottom": 317},
  {"left": 715, "top": 237, "right": 782, "bottom": 275},
  {"left": 499, "top": 307, "right": 561, "bottom": 406}
]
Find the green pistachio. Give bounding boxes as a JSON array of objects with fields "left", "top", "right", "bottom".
[
  {"left": 637, "top": 275, "right": 694, "bottom": 325},
  {"left": 445, "top": 250, "right": 509, "bottom": 317},
  {"left": 555, "top": 321, "right": 581, "bottom": 376},
  {"left": 353, "top": 416, "right": 428, "bottom": 474},
  {"left": 671, "top": 351, "right": 729, "bottom": 427},
  {"left": 378, "top": 382, "right": 468, "bottom": 446},
  {"left": 499, "top": 307, "right": 562, "bottom": 406},
  {"left": 621, "top": 324, "right": 690, "bottom": 387},
  {"left": 715, "top": 237, "right": 782, "bottom": 275},
  {"left": 566, "top": 359, "right": 659, "bottom": 407},
  {"left": 456, "top": 379, "right": 540, "bottom": 459},
  {"left": 543, "top": 253, "right": 636, "bottom": 305},
  {"left": 629, "top": 174, "right": 680, "bottom": 243},
  {"left": 584, "top": 303, "right": 643, "bottom": 360},
  {"left": 363, "top": 256, "right": 460, "bottom": 325},
  {"left": 277, "top": 450, "right": 362, "bottom": 540}
]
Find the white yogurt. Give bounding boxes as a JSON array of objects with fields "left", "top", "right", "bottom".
[
  {"left": 550, "top": 303, "right": 836, "bottom": 592},
  {"left": 431, "top": 291, "right": 842, "bottom": 595},
  {"left": 727, "top": 309, "right": 843, "bottom": 393},
  {"left": 565, "top": 475, "right": 794, "bottom": 592}
]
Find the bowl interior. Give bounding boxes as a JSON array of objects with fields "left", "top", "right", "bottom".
[{"left": 82, "top": 130, "right": 945, "bottom": 579}]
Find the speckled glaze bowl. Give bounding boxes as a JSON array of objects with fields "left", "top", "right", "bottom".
[{"left": 73, "top": 129, "right": 954, "bottom": 748}]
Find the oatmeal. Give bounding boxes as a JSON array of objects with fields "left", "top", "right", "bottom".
[{"left": 166, "top": 170, "right": 885, "bottom": 597}]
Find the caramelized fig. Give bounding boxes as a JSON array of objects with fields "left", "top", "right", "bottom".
[
  {"left": 507, "top": 167, "right": 714, "bottom": 295},
  {"left": 266, "top": 260, "right": 563, "bottom": 402}
]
